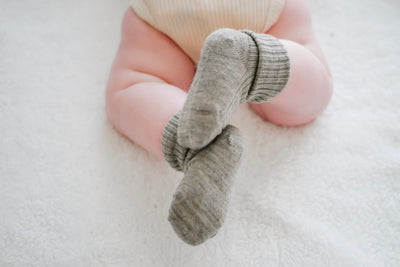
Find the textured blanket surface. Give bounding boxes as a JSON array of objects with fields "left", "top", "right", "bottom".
[{"left": 1, "top": 0, "right": 399, "bottom": 266}]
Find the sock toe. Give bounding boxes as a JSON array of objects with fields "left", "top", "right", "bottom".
[
  {"left": 168, "top": 182, "right": 221, "bottom": 246},
  {"left": 177, "top": 103, "right": 223, "bottom": 149}
]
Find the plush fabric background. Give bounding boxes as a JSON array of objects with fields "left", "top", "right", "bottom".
[{"left": 1, "top": 0, "right": 399, "bottom": 266}]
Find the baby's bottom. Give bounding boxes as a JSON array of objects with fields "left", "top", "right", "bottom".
[{"left": 106, "top": 0, "right": 333, "bottom": 159}]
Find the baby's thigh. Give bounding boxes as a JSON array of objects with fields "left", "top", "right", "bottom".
[
  {"left": 267, "top": 0, "right": 315, "bottom": 45},
  {"left": 107, "top": 8, "right": 196, "bottom": 95}
]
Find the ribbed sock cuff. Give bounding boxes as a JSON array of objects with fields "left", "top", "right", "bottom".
[
  {"left": 241, "top": 30, "right": 290, "bottom": 103},
  {"left": 161, "top": 112, "right": 197, "bottom": 172}
]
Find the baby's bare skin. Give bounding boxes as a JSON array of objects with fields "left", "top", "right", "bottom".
[{"left": 106, "top": 0, "right": 333, "bottom": 158}]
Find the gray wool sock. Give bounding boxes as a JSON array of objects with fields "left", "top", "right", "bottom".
[
  {"left": 177, "top": 28, "right": 290, "bottom": 149},
  {"left": 162, "top": 112, "right": 244, "bottom": 246}
]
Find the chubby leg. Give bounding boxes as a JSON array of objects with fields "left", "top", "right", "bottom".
[
  {"left": 249, "top": 0, "right": 333, "bottom": 126},
  {"left": 106, "top": 8, "right": 244, "bottom": 245},
  {"left": 177, "top": 0, "right": 332, "bottom": 148},
  {"left": 105, "top": 8, "right": 195, "bottom": 159}
]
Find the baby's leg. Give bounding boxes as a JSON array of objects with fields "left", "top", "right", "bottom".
[
  {"left": 105, "top": 8, "right": 195, "bottom": 159},
  {"left": 106, "top": 8, "right": 244, "bottom": 245},
  {"left": 249, "top": 0, "right": 333, "bottom": 126}
]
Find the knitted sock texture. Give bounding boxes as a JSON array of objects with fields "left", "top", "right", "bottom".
[
  {"left": 161, "top": 112, "right": 244, "bottom": 245},
  {"left": 241, "top": 29, "right": 291, "bottom": 102},
  {"left": 177, "top": 28, "right": 290, "bottom": 150}
]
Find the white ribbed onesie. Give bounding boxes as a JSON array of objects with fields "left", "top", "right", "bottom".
[{"left": 130, "top": 0, "right": 285, "bottom": 64}]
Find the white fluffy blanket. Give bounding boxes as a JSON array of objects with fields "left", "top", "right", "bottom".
[{"left": 1, "top": 0, "right": 399, "bottom": 266}]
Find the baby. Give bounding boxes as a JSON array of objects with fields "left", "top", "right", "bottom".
[{"left": 106, "top": 0, "right": 333, "bottom": 245}]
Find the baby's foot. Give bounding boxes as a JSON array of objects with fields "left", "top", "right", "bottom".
[
  {"left": 177, "top": 28, "right": 290, "bottom": 149},
  {"left": 162, "top": 112, "right": 244, "bottom": 245}
]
